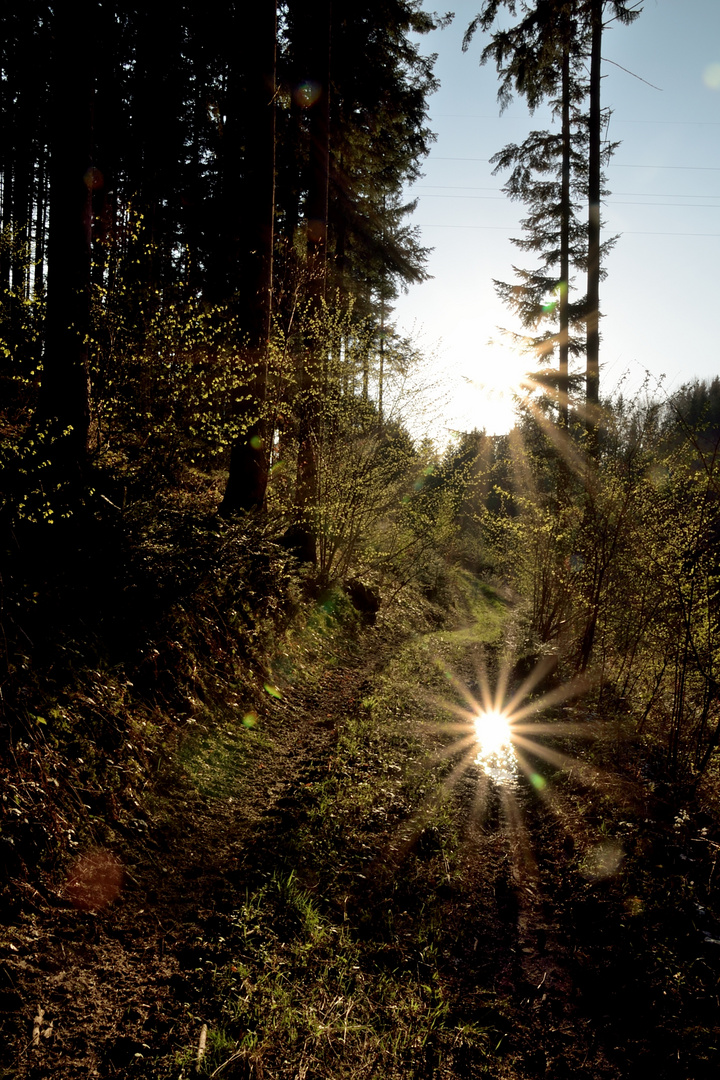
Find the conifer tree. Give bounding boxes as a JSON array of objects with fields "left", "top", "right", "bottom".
[
  {"left": 465, "top": 1, "right": 588, "bottom": 426},
  {"left": 218, "top": 0, "right": 277, "bottom": 516},
  {"left": 0, "top": 0, "right": 443, "bottom": 522},
  {"left": 584, "top": 0, "right": 639, "bottom": 439},
  {"left": 277, "top": 0, "right": 443, "bottom": 557},
  {"left": 36, "top": 4, "right": 97, "bottom": 474},
  {"left": 466, "top": 0, "right": 640, "bottom": 431}
]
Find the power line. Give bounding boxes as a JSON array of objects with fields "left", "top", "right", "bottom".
[
  {"left": 417, "top": 224, "right": 514, "bottom": 230},
  {"left": 413, "top": 184, "right": 720, "bottom": 199},
  {"left": 612, "top": 200, "right": 720, "bottom": 209},
  {"left": 612, "top": 164, "right": 720, "bottom": 171},
  {"left": 433, "top": 114, "right": 720, "bottom": 126},
  {"left": 623, "top": 230, "right": 720, "bottom": 237},
  {"left": 415, "top": 184, "right": 499, "bottom": 192},
  {"left": 417, "top": 224, "right": 720, "bottom": 237},
  {"left": 414, "top": 193, "right": 720, "bottom": 209},
  {"left": 432, "top": 156, "right": 720, "bottom": 170},
  {"left": 417, "top": 193, "right": 505, "bottom": 201}
]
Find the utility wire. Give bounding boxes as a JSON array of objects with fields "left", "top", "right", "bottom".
[
  {"left": 622, "top": 231, "right": 720, "bottom": 237},
  {"left": 432, "top": 157, "right": 720, "bottom": 170},
  {"left": 417, "top": 224, "right": 720, "bottom": 237},
  {"left": 414, "top": 194, "right": 720, "bottom": 209},
  {"left": 413, "top": 184, "right": 720, "bottom": 199},
  {"left": 432, "top": 115, "right": 719, "bottom": 125}
]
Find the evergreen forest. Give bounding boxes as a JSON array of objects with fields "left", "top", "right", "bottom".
[{"left": 1, "top": 3, "right": 720, "bottom": 1078}]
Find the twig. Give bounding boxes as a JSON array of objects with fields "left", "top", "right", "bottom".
[
  {"left": 196, "top": 1023, "right": 208, "bottom": 1072},
  {"left": 209, "top": 1049, "right": 246, "bottom": 1077},
  {"left": 32, "top": 1007, "right": 44, "bottom": 1048},
  {"left": 99, "top": 493, "right": 123, "bottom": 512},
  {"left": 602, "top": 57, "right": 663, "bottom": 91}
]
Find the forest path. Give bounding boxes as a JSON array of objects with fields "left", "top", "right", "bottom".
[
  {"left": 4, "top": 587, "right": 715, "bottom": 1079},
  {"left": 3, "top": 615, "right": 410, "bottom": 1079}
]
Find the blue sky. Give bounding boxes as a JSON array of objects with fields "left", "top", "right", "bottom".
[{"left": 393, "top": 0, "right": 720, "bottom": 438}]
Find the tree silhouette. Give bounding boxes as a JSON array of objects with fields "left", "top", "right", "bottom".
[{"left": 465, "top": 0, "right": 640, "bottom": 433}]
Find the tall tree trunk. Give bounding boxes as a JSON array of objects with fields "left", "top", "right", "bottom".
[
  {"left": 305, "top": 6, "right": 331, "bottom": 291},
  {"left": 378, "top": 292, "right": 386, "bottom": 429},
  {"left": 11, "top": 131, "right": 31, "bottom": 299},
  {"left": 32, "top": 151, "right": 47, "bottom": 298},
  {"left": 0, "top": 159, "right": 13, "bottom": 292},
  {"left": 559, "top": 42, "right": 571, "bottom": 431},
  {"left": 219, "top": 0, "right": 277, "bottom": 516},
  {"left": 36, "top": 6, "right": 95, "bottom": 472},
  {"left": 585, "top": 0, "right": 602, "bottom": 443},
  {"left": 289, "top": 0, "right": 331, "bottom": 563}
]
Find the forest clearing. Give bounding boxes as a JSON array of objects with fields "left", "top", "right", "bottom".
[{"left": 2, "top": 3, "right": 720, "bottom": 1077}]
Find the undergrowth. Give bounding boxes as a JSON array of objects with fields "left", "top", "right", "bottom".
[
  {"left": 0, "top": 477, "right": 369, "bottom": 913},
  {"left": 162, "top": 575, "right": 720, "bottom": 1080},
  {"left": 4, "top": 471, "right": 720, "bottom": 1079},
  {"left": 159, "top": 581, "right": 514, "bottom": 1079}
]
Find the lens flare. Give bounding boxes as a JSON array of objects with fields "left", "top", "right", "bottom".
[
  {"left": 703, "top": 63, "right": 720, "bottom": 90},
  {"left": 371, "top": 649, "right": 632, "bottom": 910},
  {"left": 473, "top": 708, "right": 518, "bottom": 784},
  {"left": 294, "top": 80, "right": 322, "bottom": 107},
  {"left": 473, "top": 709, "right": 512, "bottom": 754},
  {"left": 65, "top": 849, "right": 123, "bottom": 911}
]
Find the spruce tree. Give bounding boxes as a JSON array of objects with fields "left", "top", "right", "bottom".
[
  {"left": 0, "top": 1, "right": 444, "bottom": 523},
  {"left": 218, "top": 0, "right": 277, "bottom": 516},
  {"left": 584, "top": 0, "right": 639, "bottom": 442},
  {"left": 36, "top": 3, "right": 96, "bottom": 475},
  {"left": 465, "top": 1, "right": 589, "bottom": 426},
  {"left": 466, "top": 0, "right": 640, "bottom": 432}
]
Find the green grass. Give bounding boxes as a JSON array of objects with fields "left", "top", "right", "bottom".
[
  {"left": 167, "top": 569, "right": 513, "bottom": 1079},
  {"left": 177, "top": 719, "right": 267, "bottom": 801},
  {"left": 195, "top": 872, "right": 492, "bottom": 1080}
]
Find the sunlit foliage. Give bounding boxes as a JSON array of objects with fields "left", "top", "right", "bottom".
[{"left": 454, "top": 382, "right": 720, "bottom": 788}]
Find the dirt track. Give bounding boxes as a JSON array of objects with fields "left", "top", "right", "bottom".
[
  {"left": 3, "top": 616, "right": 720, "bottom": 1079},
  {"left": 2, "top": 663, "right": 354, "bottom": 1076}
]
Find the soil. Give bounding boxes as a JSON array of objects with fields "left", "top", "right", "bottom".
[
  {"left": 2, "top": 619, "right": 720, "bottom": 1079},
  {"left": 0, "top": 631, "right": 386, "bottom": 1078}
]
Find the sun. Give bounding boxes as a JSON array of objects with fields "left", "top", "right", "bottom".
[
  {"left": 420, "top": 651, "right": 594, "bottom": 800},
  {"left": 374, "top": 652, "right": 628, "bottom": 898},
  {"left": 473, "top": 709, "right": 513, "bottom": 755},
  {"left": 456, "top": 342, "right": 533, "bottom": 436},
  {"left": 472, "top": 707, "right": 519, "bottom": 785}
]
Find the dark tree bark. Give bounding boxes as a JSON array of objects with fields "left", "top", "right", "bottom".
[
  {"left": 32, "top": 151, "right": 47, "bottom": 299},
  {"left": 284, "top": 0, "right": 332, "bottom": 561},
  {"left": 585, "top": 0, "right": 602, "bottom": 441},
  {"left": 559, "top": 42, "right": 571, "bottom": 430},
  {"left": 36, "top": 5, "right": 95, "bottom": 470},
  {"left": 304, "top": 1, "right": 331, "bottom": 287},
  {"left": 0, "top": 158, "right": 12, "bottom": 292},
  {"left": 219, "top": 0, "right": 277, "bottom": 516},
  {"left": 11, "top": 140, "right": 30, "bottom": 297}
]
